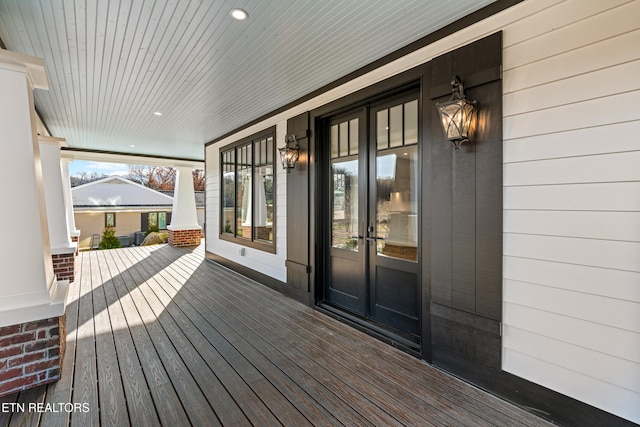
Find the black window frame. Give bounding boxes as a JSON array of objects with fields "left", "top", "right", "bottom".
[{"left": 219, "top": 126, "right": 276, "bottom": 253}]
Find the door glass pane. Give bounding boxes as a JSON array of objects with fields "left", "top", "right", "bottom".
[
  {"left": 376, "top": 145, "right": 418, "bottom": 261},
  {"left": 159, "top": 212, "right": 167, "bottom": 229},
  {"left": 331, "top": 158, "right": 358, "bottom": 251},
  {"left": 339, "top": 122, "right": 349, "bottom": 157},
  {"left": 404, "top": 100, "right": 418, "bottom": 145},
  {"left": 377, "top": 109, "right": 388, "bottom": 150},
  {"left": 389, "top": 105, "right": 403, "bottom": 147},
  {"left": 330, "top": 125, "right": 339, "bottom": 158},
  {"left": 349, "top": 119, "right": 359, "bottom": 155}
]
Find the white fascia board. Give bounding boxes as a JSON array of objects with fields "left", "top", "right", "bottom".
[{"left": 61, "top": 149, "right": 204, "bottom": 169}]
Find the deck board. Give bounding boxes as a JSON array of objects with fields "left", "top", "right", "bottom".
[{"left": 0, "top": 243, "right": 554, "bottom": 427}]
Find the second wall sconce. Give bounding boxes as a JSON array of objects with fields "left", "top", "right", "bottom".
[{"left": 278, "top": 133, "right": 300, "bottom": 172}]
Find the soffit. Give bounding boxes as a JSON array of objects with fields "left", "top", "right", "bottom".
[{"left": 0, "top": 0, "right": 495, "bottom": 160}]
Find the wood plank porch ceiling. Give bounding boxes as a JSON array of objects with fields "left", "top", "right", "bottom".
[
  {"left": 0, "top": 244, "right": 551, "bottom": 426},
  {"left": 0, "top": 0, "right": 496, "bottom": 160}
]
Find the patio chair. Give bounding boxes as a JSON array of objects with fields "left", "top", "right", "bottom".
[{"left": 90, "top": 234, "right": 100, "bottom": 250}]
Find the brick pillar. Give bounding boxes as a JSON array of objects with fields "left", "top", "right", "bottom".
[
  {"left": 168, "top": 228, "right": 201, "bottom": 247},
  {"left": 0, "top": 315, "right": 65, "bottom": 396},
  {"left": 52, "top": 252, "right": 76, "bottom": 283}
]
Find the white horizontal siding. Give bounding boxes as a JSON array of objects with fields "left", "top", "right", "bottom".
[
  {"left": 504, "top": 121, "right": 640, "bottom": 163},
  {"left": 504, "top": 256, "right": 640, "bottom": 303},
  {"left": 504, "top": 182, "right": 640, "bottom": 211},
  {"left": 502, "top": 0, "right": 640, "bottom": 422},
  {"left": 504, "top": 151, "right": 640, "bottom": 186},
  {"left": 504, "top": 210, "right": 640, "bottom": 242}
]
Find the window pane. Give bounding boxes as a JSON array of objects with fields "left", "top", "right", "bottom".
[
  {"left": 260, "top": 138, "right": 267, "bottom": 165},
  {"left": 331, "top": 124, "right": 339, "bottom": 158},
  {"left": 254, "top": 165, "right": 273, "bottom": 242},
  {"left": 236, "top": 157, "right": 251, "bottom": 239},
  {"left": 222, "top": 150, "right": 235, "bottom": 234},
  {"left": 331, "top": 158, "right": 358, "bottom": 251},
  {"left": 266, "top": 137, "right": 273, "bottom": 164},
  {"left": 404, "top": 100, "right": 418, "bottom": 145},
  {"left": 349, "top": 119, "right": 358, "bottom": 155},
  {"left": 339, "top": 121, "right": 348, "bottom": 157},
  {"left": 389, "top": 104, "right": 402, "bottom": 147},
  {"left": 149, "top": 212, "right": 158, "bottom": 228},
  {"left": 159, "top": 212, "right": 166, "bottom": 229},
  {"left": 377, "top": 109, "right": 388, "bottom": 150},
  {"left": 375, "top": 145, "right": 418, "bottom": 261}
]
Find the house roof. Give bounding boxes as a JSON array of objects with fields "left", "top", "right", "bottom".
[{"left": 71, "top": 176, "right": 174, "bottom": 208}]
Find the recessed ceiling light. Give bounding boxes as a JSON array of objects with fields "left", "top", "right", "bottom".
[
  {"left": 230, "top": 8, "right": 248, "bottom": 20},
  {"left": 153, "top": 111, "right": 162, "bottom": 116},
  {"left": 130, "top": 144, "right": 136, "bottom": 148}
]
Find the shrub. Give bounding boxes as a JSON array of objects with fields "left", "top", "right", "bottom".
[
  {"left": 99, "top": 227, "right": 122, "bottom": 250},
  {"left": 145, "top": 224, "right": 159, "bottom": 237}
]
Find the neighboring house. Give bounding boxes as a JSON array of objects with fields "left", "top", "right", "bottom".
[
  {"left": 72, "top": 176, "right": 204, "bottom": 249},
  {"left": 204, "top": 2, "right": 640, "bottom": 425}
]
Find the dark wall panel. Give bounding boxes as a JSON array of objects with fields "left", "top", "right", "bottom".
[
  {"left": 286, "top": 112, "right": 311, "bottom": 299},
  {"left": 428, "top": 31, "right": 503, "bottom": 371},
  {"left": 474, "top": 80, "right": 503, "bottom": 320}
]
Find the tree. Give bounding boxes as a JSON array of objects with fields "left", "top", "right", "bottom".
[
  {"left": 70, "top": 171, "right": 108, "bottom": 187},
  {"left": 127, "top": 165, "right": 176, "bottom": 190},
  {"left": 192, "top": 169, "right": 205, "bottom": 191},
  {"left": 127, "top": 165, "right": 205, "bottom": 191}
]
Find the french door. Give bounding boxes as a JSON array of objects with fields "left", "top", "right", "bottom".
[{"left": 323, "top": 91, "right": 420, "bottom": 340}]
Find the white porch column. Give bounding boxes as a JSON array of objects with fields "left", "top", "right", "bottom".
[
  {"left": 40, "top": 137, "right": 77, "bottom": 282},
  {"left": 0, "top": 49, "right": 68, "bottom": 396},
  {"left": 60, "top": 157, "right": 80, "bottom": 242},
  {"left": 167, "top": 166, "right": 202, "bottom": 247}
]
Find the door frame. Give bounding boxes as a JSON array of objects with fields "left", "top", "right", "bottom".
[{"left": 311, "top": 73, "right": 427, "bottom": 355}]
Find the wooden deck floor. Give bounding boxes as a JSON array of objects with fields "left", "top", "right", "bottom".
[{"left": 0, "top": 243, "right": 553, "bottom": 427}]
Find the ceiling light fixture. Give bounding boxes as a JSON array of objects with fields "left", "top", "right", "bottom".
[
  {"left": 230, "top": 8, "right": 248, "bottom": 20},
  {"left": 130, "top": 144, "right": 135, "bottom": 148},
  {"left": 153, "top": 111, "right": 162, "bottom": 116}
]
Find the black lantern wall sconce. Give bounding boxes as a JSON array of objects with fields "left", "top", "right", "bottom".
[
  {"left": 436, "top": 76, "right": 477, "bottom": 150},
  {"left": 278, "top": 133, "right": 300, "bottom": 172}
]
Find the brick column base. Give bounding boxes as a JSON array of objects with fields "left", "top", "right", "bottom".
[
  {"left": 52, "top": 252, "right": 76, "bottom": 283},
  {"left": 168, "top": 228, "right": 201, "bottom": 247},
  {"left": 0, "top": 315, "right": 65, "bottom": 396},
  {"left": 70, "top": 235, "right": 79, "bottom": 255}
]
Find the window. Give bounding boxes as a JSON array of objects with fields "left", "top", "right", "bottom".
[
  {"left": 220, "top": 127, "right": 276, "bottom": 252},
  {"left": 143, "top": 211, "right": 169, "bottom": 231},
  {"left": 105, "top": 212, "right": 116, "bottom": 228}
]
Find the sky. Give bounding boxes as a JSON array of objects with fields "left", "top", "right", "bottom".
[{"left": 68, "top": 160, "right": 131, "bottom": 177}]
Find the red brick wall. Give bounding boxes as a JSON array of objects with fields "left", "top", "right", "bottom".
[
  {"left": 0, "top": 316, "right": 65, "bottom": 396},
  {"left": 52, "top": 252, "right": 75, "bottom": 282},
  {"left": 168, "top": 229, "right": 201, "bottom": 247}
]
